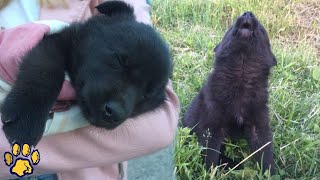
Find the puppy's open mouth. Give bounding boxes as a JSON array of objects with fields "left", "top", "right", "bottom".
[{"left": 239, "top": 21, "right": 253, "bottom": 38}]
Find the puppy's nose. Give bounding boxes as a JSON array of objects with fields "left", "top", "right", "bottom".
[
  {"left": 104, "top": 102, "right": 122, "bottom": 123},
  {"left": 242, "top": 11, "right": 254, "bottom": 18}
]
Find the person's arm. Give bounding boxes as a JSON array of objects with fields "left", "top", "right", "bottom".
[{"left": 0, "top": 84, "right": 179, "bottom": 178}]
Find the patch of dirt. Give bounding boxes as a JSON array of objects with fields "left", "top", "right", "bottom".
[{"left": 292, "top": 0, "right": 320, "bottom": 59}]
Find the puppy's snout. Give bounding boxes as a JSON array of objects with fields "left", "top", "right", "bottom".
[
  {"left": 104, "top": 102, "right": 122, "bottom": 123},
  {"left": 242, "top": 11, "right": 254, "bottom": 18},
  {"left": 239, "top": 11, "right": 257, "bottom": 31}
]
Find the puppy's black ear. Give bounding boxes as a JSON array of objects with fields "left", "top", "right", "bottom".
[{"left": 96, "top": 1, "right": 134, "bottom": 17}]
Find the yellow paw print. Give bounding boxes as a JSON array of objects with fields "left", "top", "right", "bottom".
[{"left": 3, "top": 143, "right": 40, "bottom": 178}]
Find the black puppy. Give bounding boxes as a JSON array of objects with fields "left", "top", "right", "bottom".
[
  {"left": 183, "top": 12, "right": 277, "bottom": 174},
  {"left": 1, "top": 1, "right": 171, "bottom": 147}
]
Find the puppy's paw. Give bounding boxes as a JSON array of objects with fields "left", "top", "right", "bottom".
[{"left": 1, "top": 103, "right": 46, "bottom": 147}]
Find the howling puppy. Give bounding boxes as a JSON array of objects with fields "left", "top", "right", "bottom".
[{"left": 183, "top": 12, "right": 277, "bottom": 174}]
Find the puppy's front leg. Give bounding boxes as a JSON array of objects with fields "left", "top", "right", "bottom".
[
  {"left": 198, "top": 128, "right": 224, "bottom": 170},
  {"left": 0, "top": 31, "right": 70, "bottom": 147},
  {"left": 245, "top": 110, "right": 274, "bottom": 174}
]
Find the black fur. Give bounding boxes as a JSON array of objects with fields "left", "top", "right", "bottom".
[
  {"left": 1, "top": 1, "right": 172, "bottom": 147},
  {"left": 183, "top": 12, "right": 276, "bottom": 174}
]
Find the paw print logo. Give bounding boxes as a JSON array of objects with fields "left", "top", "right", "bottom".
[{"left": 3, "top": 143, "right": 40, "bottom": 178}]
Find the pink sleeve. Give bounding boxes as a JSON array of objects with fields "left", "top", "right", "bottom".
[
  {"left": 0, "top": 23, "right": 49, "bottom": 84},
  {"left": 0, "top": 82, "right": 179, "bottom": 177}
]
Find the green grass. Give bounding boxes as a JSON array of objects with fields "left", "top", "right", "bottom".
[{"left": 151, "top": 0, "right": 320, "bottom": 179}]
